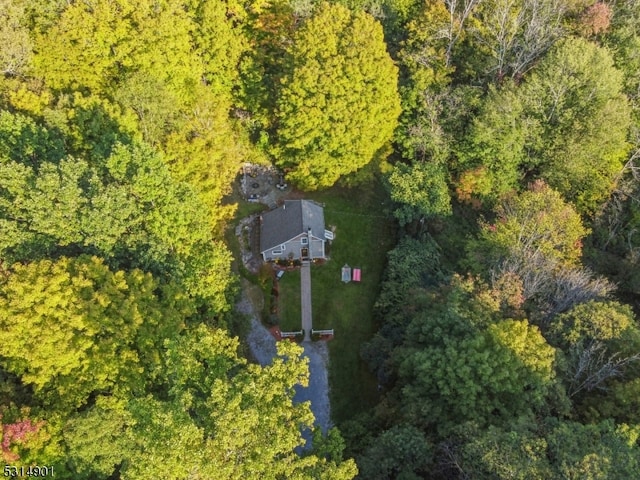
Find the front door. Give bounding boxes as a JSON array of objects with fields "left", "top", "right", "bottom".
[{"left": 301, "top": 247, "right": 309, "bottom": 259}]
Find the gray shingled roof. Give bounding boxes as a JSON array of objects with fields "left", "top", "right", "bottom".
[{"left": 260, "top": 200, "right": 325, "bottom": 252}]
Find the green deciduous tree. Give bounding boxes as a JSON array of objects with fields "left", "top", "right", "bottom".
[
  {"left": 401, "top": 318, "right": 556, "bottom": 433},
  {"left": 128, "top": 327, "right": 357, "bottom": 480},
  {"left": 0, "top": 125, "right": 235, "bottom": 309},
  {"left": 521, "top": 37, "right": 632, "bottom": 213},
  {"left": 63, "top": 396, "right": 131, "bottom": 476},
  {"left": 468, "top": 181, "right": 588, "bottom": 272},
  {"left": 605, "top": 0, "right": 640, "bottom": 119},
  {"left": 458, "top": 419, "right": 640, "bottom": 480},
  {"left": 0, "top": 0, "right": 32, "bottom": 76},
  {"left": 0, "top": 255, "right": 189, "bottom": 408},
  {"left": 33, "top": 0, "right": 200, "bottom": 100},
  {"left": 0, "top": 109, "right": 65, "bottom": 162},
  {"left": 395, "top": 0, "right": 453, "bottom": 161},
  {"left": 32, "top": 326, "right": 357, "bottom": 479},
  {"left": 550, "top": 300, "right": 635, "bottom": 347},
  {"left": 458, "top": 37, "right": 632, "bottom": 213},
  {"left": 459, "top": 421, "right": 552, "bottom": 480},
  {"left": 164, "top": 87, "right": 247, "bottom": 232},
  {"left": 457, "top": 83, "right": 526, "bottom": 202},
  {"left": 546, "top": 420, "right": 640, "bottom": 479},
  {"left": 362, "top": 236, "right": 444, "bottom": 384},
  {"left": 387, "top": 160, "right": 451, "bottom": 225},
  {"left": 357, "top": 425, "right": 432, "bottom": 480},
  {"left": 192, "top": 0, "right": 249, "bottom": 96},
  {"left": 549, "top": 300, "right": 640, "bottom": 398},
  {"left": 390, "top": 275, "right": 558, "bottom": 435},
  {"left": 275, "top": 2, "right": 401, "bottom": 190}
]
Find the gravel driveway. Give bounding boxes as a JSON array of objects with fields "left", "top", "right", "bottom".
[{"left": 239, "top": 292, "right": 332, "bottom": 440}]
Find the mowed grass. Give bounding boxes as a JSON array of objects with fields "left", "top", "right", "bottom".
[
  {"left": 278, "top": 270, "right": 302, "bottom": 332},
  {"left": 305, "top": 183, "right": 396, "bottom": 424}
]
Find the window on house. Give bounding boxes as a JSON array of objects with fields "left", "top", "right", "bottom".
[
  {"left": 272, "top": 244, "right": 285, "bottom": 255},
  {"left": 301, "top": 237, "right": 308, "bottom": 245}
]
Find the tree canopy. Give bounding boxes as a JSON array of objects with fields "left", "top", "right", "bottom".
[
  {"left": 274, "top": 2, "right": 401, "bottom": 190},
  {"left": 3, "top": 0, "right": 640, "bottom": 477},
  {"left": 0, "top": 255, "right": 187, "bottom": 408}
]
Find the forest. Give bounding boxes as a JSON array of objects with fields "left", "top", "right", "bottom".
[{"left": 0, "top": 0, "right": 639, "bottom": 478}]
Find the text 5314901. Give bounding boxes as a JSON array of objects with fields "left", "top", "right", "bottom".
[{"left": 3, "top": 466, "right": 54, "bottom": 477}]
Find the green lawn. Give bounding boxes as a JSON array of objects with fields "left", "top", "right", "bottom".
[
  {"left": 278, "top": 269, "right": 302, "bottom": 332},
  {"left": 305, "top": 183, "right": 396, "bottom": 424}
]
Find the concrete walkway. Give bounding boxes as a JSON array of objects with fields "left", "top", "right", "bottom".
[{"left": 300, "top": 261, "right": 312, "bottom": 341}]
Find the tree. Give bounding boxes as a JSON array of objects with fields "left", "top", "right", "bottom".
[
  {"left": 238, "top": 0, "right": 298, "bottom": 124},
  {"left": 114, "top": 72, "right": 181, "bottom": 145},
  {"left": 395, "top": 0, "right": 453, "bottom": 161},
  {"left": 468, "top": 181, "right": 588, "bottom": 272},
  {"left": 457, "top": 37, "right": 632, "bottom": 213},
  {"left": 33, "top": 326, "right": 357, "bottom": 479},
  {"left": 456, "top": 82, "right": 527, "bottom": 202},
  {"left": 191, "top": 0, "right": 249, "bottom": 96},
  {"left": 362, "top": 236, "right": 444, "bottom": 385},
  {"left": 550, "top": 300, "right": 636, "bottom": 347},
  {"left": 164, "top": 87, "right": 247, "bottom": 232},
  {"left": 63, "top": 396, "right": 131, "bottom": 476},
  {"left": 387, "top": 160, "right": 451, "bottom": 225},
  {"left": 33, "top": 0, "right": 201, "bottom": 102},
  {"left": 463, "top": 181, "right": 618, "bottom": 325},
  {"left": 0, "top": 0, "right": 33, "bottom": 76},
  {"left": 1, "top": 411, "right": 46, "bottom": 464},
  {"left": 604, "top": 0, "right": 640, "bottom": 118},
  {"left": 0, "top": 255, "right": 189, "bottom": 408},
  {"left": 549, "top": 301, "right": 640, "bottom": 397},
  {"left": 41, "top": 93, "right": 138, "bottom": 160},
  {"left": 472, "top": 0, "right": 566, "bottom": 80},
  {"left": 390, "top": 275, "right": 558, "bottom": 435},
  {"left": 148, "top": 326, "right": 357, "bottom": 480},
  {"left": 546, "top": 420, "right": 640, "bottom": 479},
  {"left": 275, "top": 2, "right": 401, "bottom": 190},
  {"left": 0, "top": 109, "right": 65, "bottom": 163},
  {"left": 0, "top": 131, "right": 235, "bottom": 309},
  {"left": 400, "top": 318, "right": 557, "bottom": 434},
  {"left": 357, "top": 425, "right": 433, "bottom": 479},
  {"left": 442, "top": 0, "right": 483, "bottom": 67},
  {"left": 577, "top": 2, "right": 612, "bottom": 37},
  {"left": 521, "top": 37, "right": 632, "bottom": 213},
  {"left": 459, "top": 421, "right": 552, "bottom": 480}
]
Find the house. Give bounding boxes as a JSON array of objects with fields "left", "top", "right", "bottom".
[{"left": 260, "top": 200, "right": 330, "bottom": 262}]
